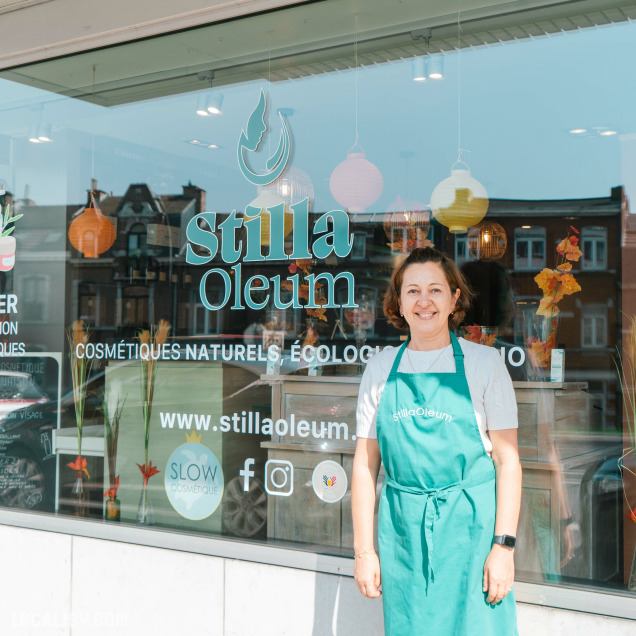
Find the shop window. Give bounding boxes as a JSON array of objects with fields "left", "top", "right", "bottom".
[
  {"left": 455, "top": 236, "right": 469, "bottom": 266},
  {"left": 19, "top": 275, "right": 49, "bottom": 323},
  {"left": 581, "top": 306, "right": 607, "bottom": 348},
  {"left": 581, "top": 227, "right": 607, "bottom": 270},
  {"left": 514, "top": 227, "right": 546, "bottom": 270}
]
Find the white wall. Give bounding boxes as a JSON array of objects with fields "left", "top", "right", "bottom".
[{"left": 0, "top": 524, "right": 633, "bottom": 636}]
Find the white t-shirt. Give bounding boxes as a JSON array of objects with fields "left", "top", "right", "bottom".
[{"left": 355, "top": 337, "right": 518, "bottom": 455}]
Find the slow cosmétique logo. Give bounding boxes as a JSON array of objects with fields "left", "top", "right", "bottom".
[{"left": 185, "top": 90, "right": 359, "bottom": 312}]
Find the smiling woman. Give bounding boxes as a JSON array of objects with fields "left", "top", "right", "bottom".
[{"left": 353, "top": 246, "right": 522, "bottom": 634}]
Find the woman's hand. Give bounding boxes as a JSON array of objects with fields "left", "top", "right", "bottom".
[
  {"left": 483, "top": 545, "right": 515, "bottom": 604},
  {"left": 354, "top": 552, "right": 382, "bottom": 598}
]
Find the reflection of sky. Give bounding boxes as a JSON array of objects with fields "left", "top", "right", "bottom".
[{"left": 1, "top": 20, "right": 635, "bottom": 209}]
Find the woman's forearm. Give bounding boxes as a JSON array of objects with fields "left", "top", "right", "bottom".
[
  {"left": 351, "top": 438, "right": 381, "bottom": 552},
  {"left": 494, "top": 457, "right": 522, "bottom": 536}
]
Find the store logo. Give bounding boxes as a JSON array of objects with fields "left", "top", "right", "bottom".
[
  {"left": 312, "top": 460, "right": 347, "bottom": 503},
  {"left": 264, "top": 459, "right": 293, "bottom": 496},
  {"left": 165, "top": 442, "right": 224, "bottom": 520},
  {"left": 238, "top": 89, "right": 291, "bottom": 186}
]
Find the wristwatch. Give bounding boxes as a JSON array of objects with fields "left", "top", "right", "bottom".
[{"left": 493, "top": 535, "right": 516, "bottom": 549}]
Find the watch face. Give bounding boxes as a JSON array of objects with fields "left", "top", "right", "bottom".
[{"left": 503, "top": 535, "right": 516, "bottom": 548}]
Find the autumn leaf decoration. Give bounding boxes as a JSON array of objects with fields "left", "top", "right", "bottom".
[
  {"left": 464, "top": 324, "right": 496, "bottom": 347},
  {"left": 104, "top": 476, "right": 120, "bottom": 499},
  {"left": 534, "top": 226, "right": 582, "bottom": 318},
  {"left": 527, "top": 226, "right": 582, "bottom": 370},
  {"left": 68, "top": 455, "right": 90, "bottom": 479},
  {"left": 137, "top": 461, "right": 160, "bottom": 485}
]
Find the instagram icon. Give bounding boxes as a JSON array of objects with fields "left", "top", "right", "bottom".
[{"left": 265, "top": 460, "right": 294, "bottom": 496}]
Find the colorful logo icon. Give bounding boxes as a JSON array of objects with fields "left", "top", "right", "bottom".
[
  {"left": 237, "top": 89, "right": 291, "bottom": 186},
  {"left": 165, "top": 442, "right": 224, "bottom": 520},
  {"left": 264, "top": 459, "right": 293, "bottom": 497},
  {"left": 312, "top": 460, "right": 348, "bottom": 503}
]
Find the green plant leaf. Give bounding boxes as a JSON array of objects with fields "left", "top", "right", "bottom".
[
  {"left": 1, "top": 227, "right": 15, "bottom": 237},
  {"left": 8, "top": 214, "right": 23, "bottom": 224}
]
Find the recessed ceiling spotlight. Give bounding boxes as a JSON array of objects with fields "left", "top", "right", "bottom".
[
  {"left": 600, "top": 130, "right": 617, "bottom": 136},
  {"left": 208, "top": 144, "right": 219, "bottom": 149},
  {"left": 521, "top": 225, "right": 531, "bottom": 229},
  {"left": 569, "top": 129, "right": 586, "bottom": 134}
]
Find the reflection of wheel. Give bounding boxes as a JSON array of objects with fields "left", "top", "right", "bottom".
[
  {"left": 0, "top": 453, "right": 46, "bottom": 509},
  {"left": 222, "top": 476, "right": 267, "bottom": 538}
]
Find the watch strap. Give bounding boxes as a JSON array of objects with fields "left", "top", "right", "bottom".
[{"left": 493, "top": 534, "right": 516, "bottom": 548}]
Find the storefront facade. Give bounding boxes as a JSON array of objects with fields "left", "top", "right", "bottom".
[{"left": 0, "top": 0, "right": 635, "bottom": 633}]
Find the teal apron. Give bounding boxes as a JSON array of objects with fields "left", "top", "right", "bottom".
[{"left": 376, "top": 333, "right": 518, "bottom": 635}]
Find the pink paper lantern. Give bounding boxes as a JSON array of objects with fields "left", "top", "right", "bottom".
[{"left": 329, "top": 148, "right": 383, "bottom": 213}]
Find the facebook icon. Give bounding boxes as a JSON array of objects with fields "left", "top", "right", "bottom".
[{"left": 240, "top": 458, "right": 255, "bottom": 492}]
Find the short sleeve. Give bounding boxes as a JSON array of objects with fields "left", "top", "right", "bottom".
[
  {"left": 356, "top": 358, "right": 381, "bottom": 439},
  {"left": 482, "top": 348, "right": 518, "bottom": 430}
]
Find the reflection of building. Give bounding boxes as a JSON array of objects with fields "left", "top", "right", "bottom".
[{"left": 449, "top": 187, "right": 623, "bottom": 431}]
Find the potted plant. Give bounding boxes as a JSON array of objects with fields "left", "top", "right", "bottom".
[{"left": 0, "top": 204, "right": 23, "bottom": 272}]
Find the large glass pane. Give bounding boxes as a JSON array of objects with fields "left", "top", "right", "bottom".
[{"left": 0, "top": 0, "right": 633, "bottom": 602}]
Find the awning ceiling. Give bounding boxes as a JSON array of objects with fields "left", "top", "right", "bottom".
[{"left": 1, "top": 0, "right": 634, "bottom": 106}]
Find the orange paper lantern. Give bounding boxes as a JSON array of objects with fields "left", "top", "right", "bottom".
[{"left": 68, "top": 199, "right": 116, "bottom": 257}]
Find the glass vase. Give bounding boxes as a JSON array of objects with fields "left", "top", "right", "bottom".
[
  {"left": 105, "top": 495, "right": 121, "bottom": 521},
  {"left": 523, "top": 313, "right": 560, "bottom": 381},
  {"left": 71, "top": 471, "right": 88, "bottom": 517},
  {"left": 136, "top": 480, "right": 154, "bottom": 525}
]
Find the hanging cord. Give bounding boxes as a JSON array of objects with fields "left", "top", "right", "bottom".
[
  {"left": 91, "top": 65, "right": 96, "bottom": 185},
  {"left": 454, "top": 2, "right": 470, "bottom": 171},
  {"left": 354, "top": 15, "right": 359, "bottom": 147}
]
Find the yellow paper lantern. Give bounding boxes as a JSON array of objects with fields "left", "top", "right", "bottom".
[
  {"left": 467, "top": 221, "right": 507, "bottom": 261},
  {"left": 245, "top": 191, "right": 293, "bottom": 246},
  {"left": 430, "top": 167, "right": 489, "bottom": 233}
]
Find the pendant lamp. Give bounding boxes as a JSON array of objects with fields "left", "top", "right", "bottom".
[
  {"left": 68, "top": 195, "right": 116, "bottom": 258},
  {"left": 383, "top": 197, "right": 430, "bottom": 252},
  {"left": 259, "top": 166, "right": 314, "bottom": 208},
  {"left": 467, "top": 221, "right": 507, "bottom": 261},
  {"left": 245, "top": 191, "right": 293, "bottom": 246},
  {"left": 430, "top": 164, "right": 489, "bottom": 234},
  {"left": 329, "top": 146, "right": 383, "bottom": 213}
]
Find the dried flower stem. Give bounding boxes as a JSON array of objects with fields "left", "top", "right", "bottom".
[
  {"left": 66, "top": 321, "right": 93, "bottom": 457},
  {"left": 138, "top": 320, "right": 170, "bottom": 467}
]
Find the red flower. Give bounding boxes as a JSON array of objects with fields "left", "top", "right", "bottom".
[
  {"left": 68, "top": 455, "right": 90, "bottom": 479},
  {"left": 137, "top": 461, "right": 160, "bottom": 484},
  {"left": 104, "top": 475, "right": 120, "bottom": 499},
  {"left": 288, "top": 263, "right": 298, "bottom": 274}
]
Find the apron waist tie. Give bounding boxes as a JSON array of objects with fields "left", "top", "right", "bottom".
[{"left": 385, "top": 470, "right": 495, "bottom": 592}]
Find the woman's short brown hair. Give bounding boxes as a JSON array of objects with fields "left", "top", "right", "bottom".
[{"left": 383, "top": 247, "right": 474, "bottom": 331}]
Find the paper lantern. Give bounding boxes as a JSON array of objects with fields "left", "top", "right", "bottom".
[
  {"left": 329, "top": 148, "right": 383, "bottom": 213},
  {"left": 259, "top": 166, "right": 314, "bottom": 208},
  {"left": 245, "top": 191, "right": 293, "bottom": 246},
  {"left": 68, "top": 199, "right": 116, "bottom": 257},
  {"left": 430, "top": 167, "right": 488, "bottom": 233},
  {"left": 467, "top": 221, "right": 507, "bottom": 261},
  {"left": 383, "top": 197, "right": 431, "bottom": 253}
]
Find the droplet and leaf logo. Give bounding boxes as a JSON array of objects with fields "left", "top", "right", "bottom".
[{"left": 237, "top": 89, "right": 291, "bottom": 186}]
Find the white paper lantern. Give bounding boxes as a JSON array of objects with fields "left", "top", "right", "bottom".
[
  {"left": 329, "top": 149, "right": 383, "bottom": 213},
  {"left": 430, "top": 167, "right": 489, "bottom": 233},
  {"left": 258, "top": 166, "right": 314, "bottom": 208}
]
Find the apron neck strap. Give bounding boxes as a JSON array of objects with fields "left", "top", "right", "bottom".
[
  {"left": 389, "top": 333, "right": 465, "bottom": 376},
  {"left": 450, "top": 331, "right": 465, "bottom": 375},
  {"left": 389, "top": 339, "right": 409, "bottom": 377}
]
